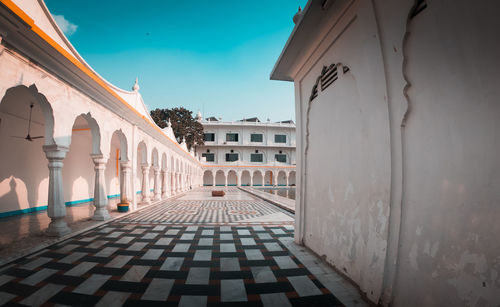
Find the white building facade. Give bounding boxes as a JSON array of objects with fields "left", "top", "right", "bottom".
[
  {"left": 272, "top": 0, "right": 500, "bottom": 306},
  {"left": 0, "top": 0, "right": 203, "bottom": 236},
  {"left": 196, "top": 116, "right": 296, "bottom": 187}
]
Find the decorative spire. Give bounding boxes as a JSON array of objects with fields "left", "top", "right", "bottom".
[
  {"left": 293, "top": 6, "right": 303, "bottom": 24},
  {"left": 132, "top": 77, "right": 140, "bottom": 92},
  {"left": 196, "top": 110, "right": 202, "bottom": 122}
]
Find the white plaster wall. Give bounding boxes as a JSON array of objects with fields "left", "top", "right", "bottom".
[
  {"left": 105, "top": 133, "right": 121, "bottom": 198},
  {"left": 62, "top": 126, "right": 94, "bottom": 203},
  {"left": 241, "top": 171, "right": 251, "bottom": 186},
  {"left": 227, "top": 171, "right": 237, "bottom": 186},
  {"left": 215, "top": 171, "right": 225, "bottom": 186},
  {"left": 295, "top": 1, "right": 391, "bottom": 302},
  {"left": 0, "top": 92, "right": 48, "bottom": 214},
  {"left": 253, "top": 172, "right": 263, "bottom": 186},
  {"left": 203, "top": 171, "right": 213, "bottom": 185},
  {"left": 373, "top": 0, "right": 500, "bottom": 305}
]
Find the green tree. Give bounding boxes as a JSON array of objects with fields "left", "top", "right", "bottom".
[{"left": 150, "top": 107, "right": 204, "bottom": 150}]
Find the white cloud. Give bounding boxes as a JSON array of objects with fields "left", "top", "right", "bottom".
[{"left": 52, "top": 14, "right": 78, "bottom": 36}]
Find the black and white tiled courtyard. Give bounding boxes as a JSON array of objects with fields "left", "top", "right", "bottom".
[{"left": 0, "top": 188, "right": 366, "bottom": 306}]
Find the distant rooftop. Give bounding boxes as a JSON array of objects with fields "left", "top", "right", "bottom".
[
  {"left": 278, "top": 120, "right": 294, "bottom": 124},
  {"left": 205, "top": 116, "right": 219, "bottom": 122},
  {"left": 238, "top": 117, "right": 260, "bottom": 122}
]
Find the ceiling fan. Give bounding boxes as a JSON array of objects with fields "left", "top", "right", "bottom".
[{"left": 11, "top": 103, "right": 44, "bottom": 142}]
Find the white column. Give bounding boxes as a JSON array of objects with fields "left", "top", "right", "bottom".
[
  {"left": 285, "top": 173, "right": 289, "bottom": 187},
  {"left": 119, "top": 161, "right": 131, "bottom": 205},
  {"left": 237, "top": 172, "right": 242, "bottom": 187},
  {"left": 171, "top": 172, "right": 175, "bottom": 195},
  {"left": 43, "top": 145, "right": 71, "bottom": 236},
  {"left": 153, "top": 167, "right": 161, "bottom": 201},
  {"left": 212, "top": 172, "right": 216, "bottom": 187},
  {"left": 175, "top": 173, "right": 180, "bottom": 193},
  {"left": 91, "top": 154, "right": 110, "bottom": 221},
  {"left": 140, "top": 164, "right": 151, "bottom": 205},
  {"left": 161, "top": 169, "right": 168, "bottom": 199},
  {"left": 224, "top": 172, "right": 228, "bottom": 187},
  {"left": 273, "top": 172, "right": 278, "bottom": 187},
  {"left": 250, "top": 174, "right": 254, "bottom": 187}
]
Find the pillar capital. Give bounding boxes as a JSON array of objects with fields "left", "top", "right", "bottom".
[
  {"left": 120, "top": 160, "right": 131, "bottom": 169},
  {"left": 43, "top": 144, "right": 69, "bottom": 160},
  {"left": 91, "top": 154, "right": 108, "bottom": 169}
]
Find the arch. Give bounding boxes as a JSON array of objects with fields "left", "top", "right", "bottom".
[
  {"left": 63, "top": 114, "right": 96, "bottom": 207},
  {"left": 137, "top": 141, "right": 148, "bottom": 164},
  {"left": 161, "top": 152, "right": 167, "bottom": 170},
  {"left": 264, "top": 170, "right": 273, "bottom": 186},
  {"left": 111, "top": 130, "right": 128, "bottom": 162},
  {"left": 136, "top": 141, "right": 149, "bottom": 198},
  {"left": 241, "top": 170, "right": 251, "bottom": 186},
  {"left": 0, "top": 85, "right": 54, "bottom": 220},
  {"left": 215, "top": 170, "right": 225, "bottom": 186},
  {"left": 289, "top": 171, "right": 296, "bottom": 186},
  {"left": 151, "top": 148, "right": 159, "bottom": 168},
  {"left": 105, "top": 131, "right": 125, "bottom": 201},
  {"left": 252, "top": 170, "right": 263, "bottom": 186},
  {"left": 74, "top": 113, "right": 101, "bottom": 155},
  {"left": 203, "top": 170, "right": 214, "bottom": 186},
  {"left": 227, "top": 170, "right": 237, "bottom": 186},
  {"left": 1, "top": 85, "right": 56, "bottom": 146},
  {"left": 277, "top": 170, "right": 287, "bottom": 186}
]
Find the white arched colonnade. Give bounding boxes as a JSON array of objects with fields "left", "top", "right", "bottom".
[
  {"left": 202, "top": 168, "right": 296, "bottom": 187},
  {"left": 0, "top": 10, "right": 203, "bottom": 237}
]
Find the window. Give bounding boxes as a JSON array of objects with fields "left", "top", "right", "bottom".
[
  {"left": 226, "top": 133, "right": 238, "bottom": 142},
  {"left": 203, "top": 133, "right": 215, "bottom": 142},
  {"left": 275, "top": 134, "right": 287, "bottom": 143},
  {"left": 226, "top": 153, "right": 239, "bottom": 162},
  {"left": 275, "top": 154, "right": 287, "bottom": 163},
  {"left": 250, "top": 153, "right": 263, "bottom": 162},
  {"left": 202, "top": 153, "right": 215, "bottom": 162},
  {"left": 250, "top": 134, "right": 263, "bottom": 142}
]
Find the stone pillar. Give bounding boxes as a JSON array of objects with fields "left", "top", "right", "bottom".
[
  {"left": 273, "top": 173, "right": 278, "bottom": 187},
  {"left": 224, "top": 172, "right": 228, "bottom": 187},
  {"left": 119, "top": 161, "right": 131, "bottom": 205},
  {"left": 171, "top": 172, "right": 175, "bottom": 195},
  {"left": 285, "top": 173, "right": 289, "bottom": 187},
  {"left": 140, "top": 164, "right": 151, "bottom": 205},
  {"left": 237, "top": 172, "right": 242, "bottom": 187},
  {"left": 212, "top": 172, "right": 216, "bottom": 187},
  {"left": 250, "top": 174, "right": 253, "bottom": 187},
  {"left": 153, "top": 167, "right": 161, "bottom": 201},
  {"left": 91, "top": 154, "right": 110, "bottom": 221},
  {"left": 175, "top": 173, "right": 180, "bottom": 193},
  {"left": 161, "top": 169, "right": 168, "bottom": 199},
  {"left": 43, "top": 145, "right": 71, "bottom": 236}
]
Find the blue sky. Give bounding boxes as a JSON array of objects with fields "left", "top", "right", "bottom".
[{"left": 45, "top": 0, "right": 306, "bottom": 122}]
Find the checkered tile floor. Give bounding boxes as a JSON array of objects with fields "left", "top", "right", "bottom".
[
  {"left": 0, "top": 191, "right": 345, "bottom": 306},
  {"left": 121, "top": 200, "right": 285, "bottom": 224}
]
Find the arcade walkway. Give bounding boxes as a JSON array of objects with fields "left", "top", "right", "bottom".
[{"left": 0, "top": 188, "right": 366, "bottom": 306}]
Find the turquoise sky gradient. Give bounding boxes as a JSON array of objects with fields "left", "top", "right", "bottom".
[{"left": 45, "top": 0, "right": 306, "bottom": 122}]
